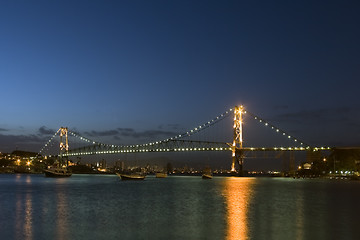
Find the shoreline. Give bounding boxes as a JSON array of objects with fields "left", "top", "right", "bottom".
[{"left": 1, "top": 171, "right": 359, "bottom": 180}]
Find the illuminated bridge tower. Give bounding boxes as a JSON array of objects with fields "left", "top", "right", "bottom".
[
  {"left": 59, "top": 127, "right": 69, "bottom": 166},
  {"left": 231, "top": 106, "right": 244, "bottom": 174}
]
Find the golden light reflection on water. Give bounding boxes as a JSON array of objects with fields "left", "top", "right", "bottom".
[
  {"left": 47, "top": 179, "right": 70, "bottom": 240},
  {"left": 15, "top": 193, "right": 23, "bottom": 240},
  {"left": 15, "top": 175, "right": 33, "bottom": 240},
  {"left": 24, "top": 192, "right": 33, "bottom": 240},
  {"left": 295, "top": 191, "right": 304, "bottom": 240},
  {"left": 56, "top": 188, "right": 69, "bottom": 240},
  {"left": 223, "top": 177, "right": 255, "bottom": 240}
]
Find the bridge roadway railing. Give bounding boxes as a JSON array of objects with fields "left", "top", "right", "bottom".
[
  {"left": 62, "top": 139, "right": 330, "bottom": 157},
  {"left": 63, "top": 140, "right": 232, "bottom": 156}
]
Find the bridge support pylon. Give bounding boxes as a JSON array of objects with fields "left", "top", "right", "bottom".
[
  {"left": 59, "top": 127, "right": 69, "bottom": 166},
  {"left": 231, "top": 106, "right": 244, "bottom": 175}
]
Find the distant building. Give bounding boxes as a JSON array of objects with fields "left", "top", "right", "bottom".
[
  {"left": 115, "top": 160, "right": 125, "bottom": 171},
  {"left": 306, "top": 151, "right": 322, "bottom": 163},
  {"left": 99, "top": 159, "right": 107, "bottom": 169},
  {"left": 303, "top": 163, "right": 312, "bottom": 170}
]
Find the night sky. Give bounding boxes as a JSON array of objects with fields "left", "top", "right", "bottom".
[{"left": 1, "top": 1, "right": 359, "bottom": 168}]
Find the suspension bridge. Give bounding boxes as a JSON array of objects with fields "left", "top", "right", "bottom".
[{"left": 38, "top": 105, "right": 331, "bottom": 172}]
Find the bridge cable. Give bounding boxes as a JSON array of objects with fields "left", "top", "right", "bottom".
[{"left": 245, "top": 110, "right": 311, "bottom": 148}]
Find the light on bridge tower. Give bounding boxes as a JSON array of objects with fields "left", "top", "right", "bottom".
[
  {"left": 231, "top": 105, "right": 244, "bottom": 174},
  {"left": 59, "top": 127, "right": 69, "bottom": 166}
]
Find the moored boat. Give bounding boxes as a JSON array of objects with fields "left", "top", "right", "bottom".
[
  {"left": 202, "top": 167, "right": 213, "bottom": 179},
  {"left": 202, "top": 173, "right": 213, "bottom": 179},
  {"left": 155, "top": 172, "right": 167, "bottom": 178},
  {"left": 44, "top": 167, "right": 72, "bottom": 177},
  {"left": 116, "top": 173, "right": 146, "bottom": 180}
]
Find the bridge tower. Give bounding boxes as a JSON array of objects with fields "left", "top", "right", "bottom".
[
  {"left": 59, "top": 127, "right": 69, "bottom": 166},
  {"left": 231, "top": 105, "right": 244, "bottom": 174}
]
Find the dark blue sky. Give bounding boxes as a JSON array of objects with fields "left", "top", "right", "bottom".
[{"left": 1, "top": 0, "right": 359, "bottom": 161}]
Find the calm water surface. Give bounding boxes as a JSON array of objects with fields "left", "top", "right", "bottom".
[{"left": 0, "top": 174, "right": 359, "bottom": 240}]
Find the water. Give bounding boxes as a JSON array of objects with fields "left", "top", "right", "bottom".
[{"left": 1, "top": 174, "right": 359, "bottom": 240}]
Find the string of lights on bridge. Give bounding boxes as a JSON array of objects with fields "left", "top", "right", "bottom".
[
  {"left": 245, "top": 110, "right": 331, "bottom": 151},
  {"left": 64, "top": 147, "right": 233, "bottom": 156},
  {"left": 67, "top": 108, "right": 233, "bottom": 149},
  {"left": 244, "top": 110, "right": 330, "bottom": 151},
  {"left": 140, "top": 108, "right": 233, "bottom": 146},
  {"left": 63, "top": 146, "right": 333, "bottom": 157},
  {"left": 38, "top": 106, "right": 331, "bottom": 157},
  {"left": 245, "top": 111, "right": 310, "bottom": 147},
  {"left": 38, "top": 128, "right": 61, "bottom": 156}
]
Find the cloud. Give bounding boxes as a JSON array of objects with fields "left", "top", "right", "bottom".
[
  {"left": 118, "top": 128, "right": 178, "bottom": 139},
  {"left": 0, "top": 128, "right": 9, "bottom": 132},
  {"left": 83, "top": 127, "right": 179, "bottom": 140},
  {"left": 0, "top": 133, "right": 45, "bottom": 152},
  {"left": 137, "top": 130, "right": 179, "bottom": 139},
  {"left": 85, "top": 130, "right": 119, "bottom": 137},
  {"left": 113, "top": 135, "right": 122, "bottom": 141},
  {"left": 267, "top": 106, "right": 360, "bottom": 146},
  {"left": 0, "top": 134, "right": 42, "bottom": 143},
  {"left": 117, "top": 128, "right": 135, "bottom": 136},
  {"left": 157, "top": 123, "right": 181, "bottom": 130},
  {"left": 38, "top": 126, "right": 56, "bottom": 135}
]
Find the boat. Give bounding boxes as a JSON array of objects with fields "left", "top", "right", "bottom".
[
  {"left": 155, "top": 172, "right": 167, "bottom": 178},
  {"left": 202, "top": 173, "right": 213, "bottom": 179},
  {"left": 44, "top": 167, "right": 72, "bottom": 177},
  {"left": 202, "top": 167, "right": 213, "bottom": 179},
  {"left": 116, "top": 173, "right": 146, "bottom": 180}
]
